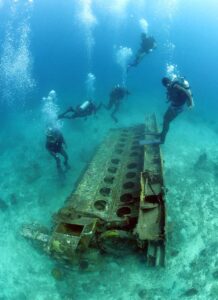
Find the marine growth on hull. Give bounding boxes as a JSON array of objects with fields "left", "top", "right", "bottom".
[{"left": 21, "top": 114, "right": 166, "bottom": 269}]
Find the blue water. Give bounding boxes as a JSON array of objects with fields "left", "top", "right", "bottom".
[{"left": 1, "top": 1, "right": 218, "bottom": 299}]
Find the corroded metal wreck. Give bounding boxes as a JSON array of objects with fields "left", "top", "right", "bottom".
[{"left": 21, "top": 115, "right": 166, "bottom": 268}]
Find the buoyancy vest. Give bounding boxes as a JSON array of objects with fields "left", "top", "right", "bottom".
[{"left": 167, "top": 77, "right": 192, "bottom": 107}]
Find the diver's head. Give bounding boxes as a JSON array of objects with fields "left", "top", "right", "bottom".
[
  {"left": 46, "top": 127, "right": 58, "bottom": 137},
  {"left": 46, "top": 128, "right": 58, "bottom": 143},
  {"left": 48, "top": 90, "right": 56, "bottom": 98},
  {"left": 46, "top": 127, "right": 54, "bottom": 136},
  {"left": 162, "top": 77, "right": 171, "bottom": 87}
]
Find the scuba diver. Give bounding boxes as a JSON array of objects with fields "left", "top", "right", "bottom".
[
  {"left": 140, "top": 77, "right": 194, "bottom": 145},
  {"left": 160, "top": 77, "right": 194, "bottom": 143},
  {"left": 58, "top": 100, "right": 102, "bottom": 120},
  {"left": 45, "top": 127, "right": 70, "bottom": 174},
  {"left": 127, "top": 33, "right": 157, "bottom": 71},
  {"left": 105, "top": 85, "right": 131, "bottom": 123}
]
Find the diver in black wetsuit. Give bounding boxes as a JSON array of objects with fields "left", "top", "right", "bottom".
[
  {"left": 46, "top": 127, "right": 70, "bottom": 174},
  {"left": 105, "top": 85, "right": 130, "bottom": 123},
  {"left": 127, "top": 33, "right": 156, "bottom": 71},
  {"left": 139, "top": 77, "right": 194, "bottom": 146},
  {"left": 58, "top": 100, "right": 101, "bottom": 120},
  {"left": 160, "top": 77, "right": 194, "bottom": 143}
]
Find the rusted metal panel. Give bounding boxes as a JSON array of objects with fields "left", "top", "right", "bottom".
[
  {"left": 21, "top": 116, "right": 166, "bottom": 267},
  {"left": 65, "top": 126, "right": 144, "bottom": 222},
  {"left": 135, "top": 114, "right": 166, "bottom": 265}
]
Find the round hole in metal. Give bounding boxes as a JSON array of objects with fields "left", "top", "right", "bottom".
[
  {"left": 133, "top": 126, "right": 143, "bottom": 131},
  {"left": 130, "top": 152, "right": 138, "bottom": 157},
  {"left": 134, "top": 135, "right": 144, "bottom": 140},
  {"left": 120, "top": 138, "right": 126, "bottom": 142},
  {"left": 120, "top": 193, "right": 133, "bottom": 203},
  {"left": 133, "top": 131, "right": 143, "bottom": 136},
  {"left": 117, "top": 207, "right": 131, "bottom": 217},
  {"left": 115, "top": 149, "right": 123, "bottom": 154},
  {"left": 126, "top": 172, "right": 136, "bottom": 179},
  {"left": 108, "top": 167, "right": 117, "bottom": 174},
  {"left": 123, "top": 182, "right": 135, "bottom": 189},
  {"left": 94, "top": 200, "right": 107, "bottom": 211},
  {"left": 131, "top": 145, "right": 140, "bottom": 151},
  {"left": 104, "top": 176, "right": 115, "bottom": 184},
  {"left": 100, "top": 187, "right": 111, "bottom": 196},
  {"left": 127, "top": 163, "right": 137, "bottom": 169},
  {"left": 132, "top": 141, "right": 139, "bottom": 146},
  {"left": 134, "top": 126, "right": 144, "bottom": 132},
  {"left": 111, "top": 158, "right": 120, "bottom": 164},
  {"left": 79, "top": 260, "right": 89, "bottom": 270},
  {"left": 117, "top": 143, "right": 125, "bottom": 148}
]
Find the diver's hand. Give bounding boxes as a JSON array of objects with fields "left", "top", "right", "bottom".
[{"left": 188, "top": 103, "right": 194, "bottom": 110}]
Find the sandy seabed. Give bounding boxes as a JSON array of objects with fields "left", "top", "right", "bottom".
[{"left": 0, "top": 99, "right": 218, "bottom": 300}]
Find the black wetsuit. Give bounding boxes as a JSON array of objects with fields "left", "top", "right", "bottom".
[
  {"left": 74, "top": 102, "right": 100, "bottom": 118},
  {"left": 128, "top": 33, "right": 156, "bottom": 69},
  {"left": 58, "top": 101, "right": 101, "bottom": 120},
  {"left": 167, "top": 83, "right": 188, "bottom": 107},
  {"left": 106, "top": 87, "right": 130, "bottom": 122},
  {"left": 160, "top": 83, "right": 191, "bottom": 143},
  {"left": 140, "top": 35, "right": 156, "bottom": 54},
  {"left": 46, "top": 130, "right": 69, "bottom": 173}
]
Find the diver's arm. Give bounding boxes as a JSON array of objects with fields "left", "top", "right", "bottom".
[
  {"left": 125, "top": 89, "right": 131, "bottom": 96},
  {"left": 186, "top": 96, "right": 194, "bottom": 108},
  {"left": 63, "top": 138, "right": 67, "bottom": 147},
  {"left": 45, "top": 141, "right": 49, "bottom": 151},
  {"left": 174, "top": 84, "right": 194, "bottom": 108},
  {"left": 135, "top": 51, "right": 145, "bottom": 64},
  {"left": 59, "top": 133, "right": 67, "bottom": 147}
]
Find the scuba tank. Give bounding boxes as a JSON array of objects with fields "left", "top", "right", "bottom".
[
  {"left": 171, "top": 77, "right": 193, "bottom": 97},
  {"left": 80, "top": 100, "right": 90, "bottom": 111},
  {"left": 182, "top": 79, "right": 190, "bottom": 89},
  {"left": 172, "top": 77, "right": 190, "bottom": 90},
  {"left": 166, "top": 77, "right": 193, "bottom": 104}
]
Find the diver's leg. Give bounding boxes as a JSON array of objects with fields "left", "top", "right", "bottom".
[
  {"left": 160, "top": 107, "right": 179, "bottom": 143},
  {"left": 59, "top": 114, "right": 75, "bottom": 120},
  {"left": 60, "top": 148, "right": 70, "bottom": 170},
  {"left": 111, "top": 103, "right": 119, "bottom": 123},
  {"left": 70, "top": 113, "right": 78, "bottom": 119},
  {"left": 127, "top": 61, "right": 137, "bottom": 71},
  {"left": 136, "top": 52, "right": 145, "bottom": 65},
  {"left": 92, "top": 103, "right": 102, "bottom": 118},
  {"left": 129, "top": 51, "right": 142, "bottom": 69},
  {"left": 104, "top": 99, "right": 113, "bottom": 110},
  {"left": 128, "top": 52, "right": 140, "bottom": 70},
  {"left": 58, "top": 107, "right": 74, "bottom": 119},
  {"left": 50, "top": 152, "right": 63, "bottom": 173},
  {"left": 96, "top": 103, "right": 102, "bottom": 112}
]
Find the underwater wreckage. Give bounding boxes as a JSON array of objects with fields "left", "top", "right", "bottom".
[{"left": 21, "top": 114, "right": 166, "bottom": 268}]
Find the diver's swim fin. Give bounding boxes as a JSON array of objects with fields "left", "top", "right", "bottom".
[{"left": 139, "top": 139, "right": 161, "bottom": 146}]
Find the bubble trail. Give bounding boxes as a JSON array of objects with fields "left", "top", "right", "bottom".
[
  {"left": 0, "top": 0, "right": 35, "bottom": 105},
  {"left": 116, "top": 46, "right": 132, "bottom": 86}
]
